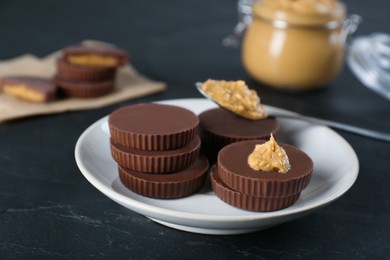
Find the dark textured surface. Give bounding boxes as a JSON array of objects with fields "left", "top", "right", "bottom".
[{"left": 0, "top": 0, "right": 389, "bottom": 259}]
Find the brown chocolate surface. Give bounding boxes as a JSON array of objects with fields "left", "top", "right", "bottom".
[
  {"left": 55, "top": 76, "right": 115, "bottom": 98},
  {"left": 218, "top": 140, "right": 313, "bottom": 197},
  {"left": 109, "top": 103, "right": 199, "bottom": 151},
  {"left": 63, "top": 45, "right": 129, "bottom": 66},
  {"left": 199, "top": 108, "right": 279, "bottom": 148},
  {"left": 57, "top": 58, "right": 116, "bottom": 81},
  {"left": 111, "top": 136, "right": 201, "bottom": 173},
  {"left": 200, "top": 146, "right": 219, "bottom": 166},
  {"left": 118, "top": 156, "right": 209, "bottom": 199},
  {"left": 210, "top": 165, "right": 301, "bottom": 212},
  {"left": 0, "top": 76, "right": 56, "bottom": 102}
]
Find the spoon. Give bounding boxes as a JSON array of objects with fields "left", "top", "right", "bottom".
[{"left": 196, "top": 82, "right": 390, "bottom": 142}]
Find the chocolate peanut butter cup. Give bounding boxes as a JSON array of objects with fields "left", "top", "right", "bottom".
[
  {"left": 217, "top": 140, "right": 313, "bottom": 198},
  {"left": 63, "top": 45, "right": 129, "bottom": 67},
  {"left": 199, "top": 107, "right": 279, "bottom": 163},
  {"left": 109, "top": 104, "right": 199, "bottom": 151},
  {"left": 199, "top": 108, "right": 279, "bottom": 149},
  {"left": 118, "top": 156, "right": 209, "bottom": 199},
  {"left": 0, "top": 76, "right": 56, "bottom": 103},
  {"left": 210, "top": 165, "right": 301, "bottom": 212},
  {"left": 55, "top": 76, "right": 115, "bottom": 98},
  {"left": 110, "top": 136, "right": 201, "bottom": 173},
  {"left": 57, "top": 58, "right": 116, "bottom": 81}
]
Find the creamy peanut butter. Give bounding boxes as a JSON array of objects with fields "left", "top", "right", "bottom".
[
  {"left": 247, "top": 134, "right": 291, "bottom": 173},
  {"left": 3, "top": 84, "right": 45, "bottom": 102},
  {"left": 242, "top": 0, "right": 347, "bottom": 89},
  {"left": 67, "top": 55, "right": 119, "bottom": 67},
  {"left": 200, "top": 79, "right": 267, "bottom": 120}
]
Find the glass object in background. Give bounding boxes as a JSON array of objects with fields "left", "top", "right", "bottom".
[{"left": 348, "top": 33, "right": 390, "bottom": 101}]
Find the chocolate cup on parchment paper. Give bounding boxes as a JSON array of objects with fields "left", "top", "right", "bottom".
[
  {"left": 54, "top": 76, "right": 115, "bottom": 98},
  {"left": 0, "top": 76, "right": 57, "bottom": 103},
  {"left": 63, "top": 44, "right": 129, "bottom": 67},
  {"left": 56, "top": 58, "right": 116, "bottom": 81}
]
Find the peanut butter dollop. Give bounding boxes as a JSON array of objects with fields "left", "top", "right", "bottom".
[
  {"left": 200, "top": 79, "right": 267, "bottom": 120},
  {"left": 247, "top": 135, "right": 291, "bottom": 173}
]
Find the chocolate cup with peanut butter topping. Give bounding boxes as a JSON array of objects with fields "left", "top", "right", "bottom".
[
  {"left": 211, "top": 139, "right": 313, "bottom": 211},
  {"left": 0, "top": 76, "right": 56, "bottom": 103},
  {"left": 217, "top": 140, "right": 313, "bottom": 198},
  {"left": 57, "top": 58, "right": 117, "bottom": 81},
  {"left": 63, "top": 45, "right": 129, "bottom": 68}
]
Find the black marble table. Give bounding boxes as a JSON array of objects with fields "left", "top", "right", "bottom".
[{"left": 0, "top": 0, "right": 389, "bottom": 258}]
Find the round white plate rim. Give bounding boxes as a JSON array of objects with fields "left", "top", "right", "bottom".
[{"left": 75, "top": 98, "right": 359, "bottom": 226}]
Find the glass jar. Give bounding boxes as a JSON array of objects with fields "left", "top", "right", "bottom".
[{"left": 224, "top": 0, "right": 361, "bottom": 90}]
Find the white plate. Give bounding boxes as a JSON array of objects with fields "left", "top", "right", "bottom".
[{"left": 75, "top": 98, "right": 359, "bottom": 235}]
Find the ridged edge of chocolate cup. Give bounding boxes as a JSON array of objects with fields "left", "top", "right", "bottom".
[
  {"left": 55, "top": 76, "right": 115, "bottom": 98},
  {"left": 110, "top": 136, "right": 201, "bottom": 173},
  {"left": 118, "top": 157, "right": 208, "bottom": 199},
  {"left": 109, "top": 124, "right": 199, "bottom": 151},
  {"left": 210, "top": 165, "right": 301, "bottom": 212},
  {"left": 218, "top": 163, "right": 312, "bottom": 198},
  {"left": 217, "top": 145, "right": 313, "bottom": 198},
  {"left": 57, "top": 58, "right": 117, "bottom": 81}
]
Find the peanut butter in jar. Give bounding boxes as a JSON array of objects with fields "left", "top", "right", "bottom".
[{"left": 241, "top": 0, "right": 359, "bottom": 90}]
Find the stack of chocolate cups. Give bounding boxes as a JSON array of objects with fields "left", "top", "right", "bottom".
[
  {"left": 55, "top": 44, "right": 128, "bottom": 98},
  {"left": 210, "top": 140, "right": 313, "bottom": 212},
  {"left": 108, "top": 103, "right": 209, "bottom": 199}
]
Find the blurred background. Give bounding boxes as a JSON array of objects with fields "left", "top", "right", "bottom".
[{"left": 0, "top": 0, "right": 388, "bottom": 130}]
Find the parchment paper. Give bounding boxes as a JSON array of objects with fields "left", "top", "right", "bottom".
[{"left": 0, "top": 41, "right": 166, "bottom": 123}]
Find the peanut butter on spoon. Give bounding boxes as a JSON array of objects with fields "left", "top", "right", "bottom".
[{"left": 199, "top": 79, "right": 267, "bottom": 120}]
